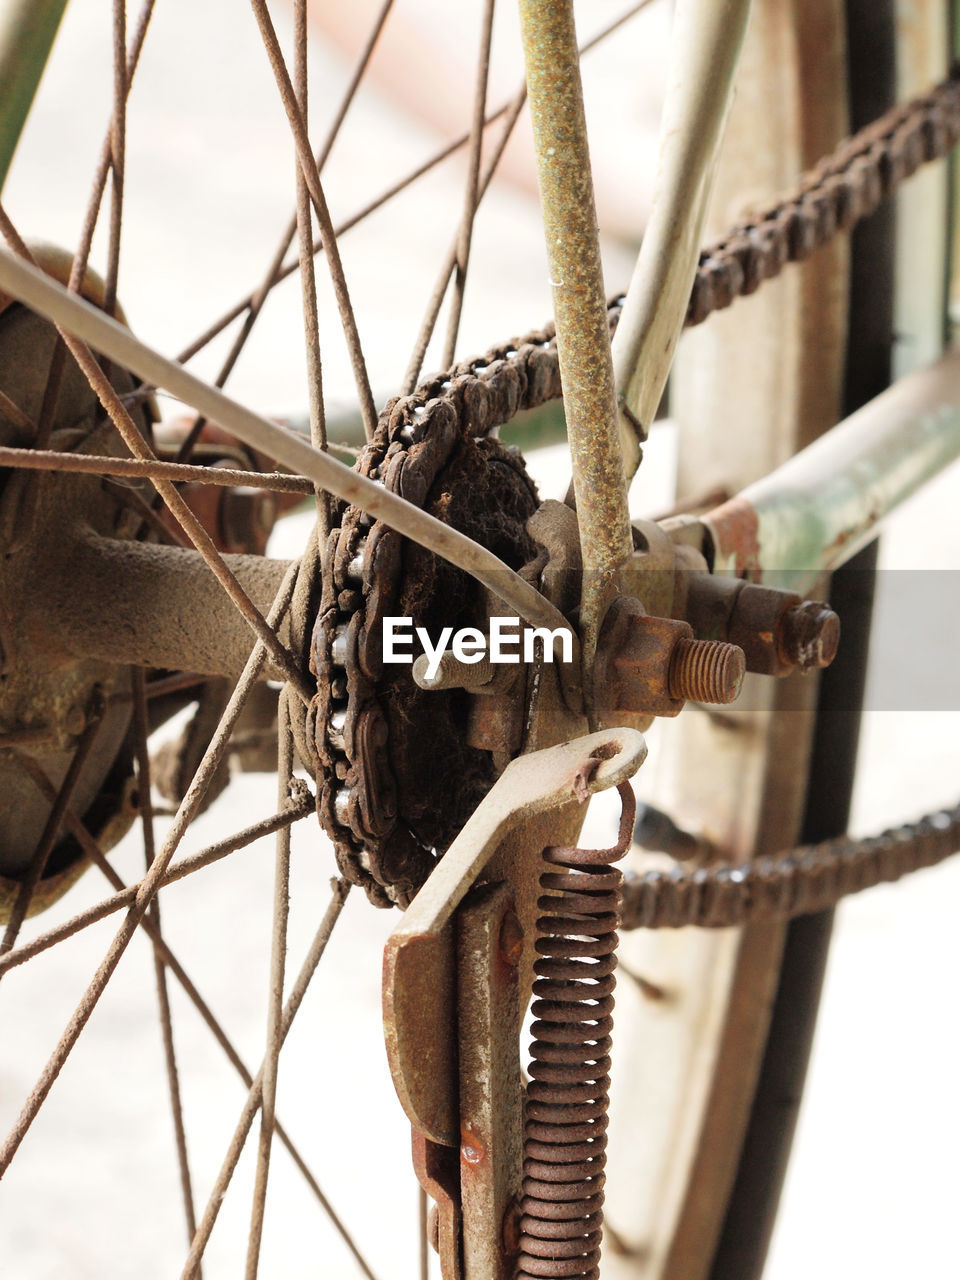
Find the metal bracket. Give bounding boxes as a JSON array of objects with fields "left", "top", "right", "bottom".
[{"left": 382, "top": 728, "right": 647, "bottom": 1278}]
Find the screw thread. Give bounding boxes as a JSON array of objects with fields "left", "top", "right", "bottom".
[{"left": 669, "top": 638, "right": 745, "bottom": 705}]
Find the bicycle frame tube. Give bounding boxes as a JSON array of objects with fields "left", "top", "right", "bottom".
[
  {"left": 704, "top": 347, "right": 960, "bottom": 589},
  {"left": 517, "top": 0, "right": 633, "bottom": 679},
  {"left": 611, "top": 0, "right": 751, "bottom": 476},
  {"left": 0, "top": 0, "right": 68, "bottom": 196}
]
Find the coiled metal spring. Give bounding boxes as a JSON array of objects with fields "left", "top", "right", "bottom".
[{"left": 517, "top": 782, "right": 636, "bottom": 1280}]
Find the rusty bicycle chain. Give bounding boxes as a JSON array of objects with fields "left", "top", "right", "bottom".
[
  {"left": 687, "top": 64, "right": 960, "bottom": 323},
  {"left": 621, "top": 800, "right": 960, "bottom": 930},
  {"left": 309, "top": 64, "right": 960, "bottom": 909}
]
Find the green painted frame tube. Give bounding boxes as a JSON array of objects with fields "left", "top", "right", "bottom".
[{"left": 0, "top": 0, "right": 68, "bottom": 195}]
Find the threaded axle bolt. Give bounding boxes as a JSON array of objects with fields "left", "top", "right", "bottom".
[{"left": 668, "top": 638, "right": 745, "bottom": 705}]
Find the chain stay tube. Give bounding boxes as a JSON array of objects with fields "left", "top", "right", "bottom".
[{"left": 611, "top": 0, "right": 751, "bottom": 476}]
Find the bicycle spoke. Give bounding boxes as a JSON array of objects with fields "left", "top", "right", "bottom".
[
  {"left": 0, "top": 560, "right": 300, "bottom": 1174},
  {"left": 0, "top": 385, "right": 35, "bottom": 433},
  {"left": 0, "top": 786, "right": 312, "bottom": 976},
  {"left": 69, "top": 0, "right": 155, "bottom": 298},
  {"left": 4, "top": 753, "right": 374, "bottom": 1276},
  {"left": 293, "top": 0, "right": 330, "bottom": 545},
  {"left": 22, "top": 0, "right": 153, "bottom": 532},
  {"left": 174, "top": 108, "right": 512, "bottom": 370},
  {"left": 171, "top": 0, "right": 394, "bottom": 471},
  {"left": 250, "top": 0, "right": 377, "bottom": 441},
  {"left": 23, "top": 0, "right": 153, "bottom": 504},
  {"left": 29, "top": 338, "right": 67, "bottom": 454},
  {"left": 244, "top": 694, "right": 293, "bottom": 1278},
  {"left": 14, "top": 337, "right": 67, "bottom": 538},
  {"left": 0, "top": 693, "right": 105, "bottom": 959},
  {"left": 181, "top": 879, "right": 353, "bottom": 1279},
  {"left": 0, "top": 215, "right": 312, "bottom": 704},
  {"left": 173, "top": 0, "right": 651, "bottom": 379},
  {"left": 103, "top": 0, "right": 127, "bottom": 319},
  {"left": 440, "top": 0, "right": 496, "bottom": 371},
  {"left": 105, "top": 478, "right": 194, "bottom": 548},
  {"left": 0, "top": 445, "right": 315, "bottom": 494},
  {"left": 400, "top": 0, "right": 654, "bottom": 395},
  {"left": 401, "top": 87, "right": 527, "bottom": 395},
  {"left": 132, "top": 667, "right": 202, "bottom": 1267},
  {"left": 143, "top": 672, "right": 208, "bottom": 699}
]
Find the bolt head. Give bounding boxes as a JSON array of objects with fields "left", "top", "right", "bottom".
[
  {"left": 779, "top": 601, "right": 841, "bottom": 670},
  {"left": 594, "top": 598, "right": 691, "bottom": 722}
]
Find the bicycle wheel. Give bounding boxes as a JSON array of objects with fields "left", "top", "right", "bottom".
[{"left": 0, "top": 0, "right": 952, "bottom": 1277}]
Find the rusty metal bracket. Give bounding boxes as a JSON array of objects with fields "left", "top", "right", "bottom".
[
  {"left": 382, "top": 728, "right": 645, "bottom": 1144},
  {"left": 382, "top": 729, "right": 646, "bottom": 1277}
]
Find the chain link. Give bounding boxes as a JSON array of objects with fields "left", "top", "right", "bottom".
[
  {"left": 686, "top": 64, "right": 960, "bottom": 325},
  {"left": 621, "top": 801, "right": 960, "bottom": 930}
]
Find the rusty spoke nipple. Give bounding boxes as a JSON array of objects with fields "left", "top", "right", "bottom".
[{"left": 668, "top": 637, "right": 745, "bottom": 705}]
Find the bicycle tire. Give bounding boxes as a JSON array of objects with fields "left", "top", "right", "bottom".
[{"left": 605, "top": 4, "right": 952, "bottom": 1278}]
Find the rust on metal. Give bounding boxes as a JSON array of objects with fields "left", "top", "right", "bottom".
[
  {"left": 702, "top": 495, "right": 761, "bottom": 577},
  {"left": 595, "top": 599, "right": 690, "bottom": 722},
  {"left": 707, "top": 350, "right": 960, "bottom": 588},
  {"left": 593, "top": 597, "right": 746, "bottom": 723},
  {"left": 778, "top": 600, "right": 841, "bottom": 670},
  {"left": 681, "top": 552, "right": 841, "bottom": 676},
  {"left": 311, "top": 389, "right": 545, "bottom": 907},
  {"left": 457, "top": 882, "right": 524, "bottom": 1280},
  {"left": 667, "top": 637, "right": 745, "bottom": 704},
  {"left": 381, "top": 730, "right": 646, "bottom": 1149},
  {"left": 621, "top": 797, "right": 960, "bottom": 930},
  {"left": 517, "top": 0, "right": 634, "bottom": 676},
  {"left": 412, "top": 1130, "right": 463, "bottom": 1280},
  {"left": 516, "top": 781, "right": 636, "bottom": 1280},
  {"left": 685, "top": 64, "right": 960, "bottom": 329},
  {"left": 0, "top": 444, "right": 316, "bottom": 495}
]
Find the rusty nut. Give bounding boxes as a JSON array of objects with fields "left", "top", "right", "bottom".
[
  {"left": 594, "top": 597, "right": 746, "bottom": 722},
  {"left": 684, "top": 575, "right": 840, "bottom": 676},
  {"left": 594, "top": 597, "right": 690, "bottom": 722}
]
